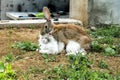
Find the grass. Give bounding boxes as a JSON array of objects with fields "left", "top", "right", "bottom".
[
  {"left": 0, "top": 26, "right": 120, "bottom": 79},
  {"left": 0, "top": 61, "right": 16, "bottom": 80},
  {"left": 103, "top": 47, "right": 116, "bottom": 56},
  {"left": 12, "top": 41, "right": 39, "bottom": 51},
  {"left": 98, "top": 60, "right": 108, "bottom": 69},
  {"left": 42, "top": 54, "right": 57, "bottom": 63},
  {"left": 90, "top": 25, "right": 120, "bottom": 56},
  {"left": 3, "top": 52, "right": 15, "bottom": 63},
  {"left": 43, "top": 54, "right": 116, "bottom": 80},
  {"left": 90, "top": 25, "right": 120, "bottom": 38}
]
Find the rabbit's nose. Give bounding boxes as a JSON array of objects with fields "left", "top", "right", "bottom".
[
  {"left": 49, "top": 32, "right": 52, "bottom": 35},
  {"left": 49, "top": 33, "right": 52, "bottom": 35}
]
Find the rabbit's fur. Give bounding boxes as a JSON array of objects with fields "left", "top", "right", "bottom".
[
  {"left": 39, "top": 34, "right": 64, "bottom": 54},
  {"left": 39, "top": 7, "right": 92, "bottom": 55},
  {"left": 66, "top": 40, "right": 86, "bottom": 55}
]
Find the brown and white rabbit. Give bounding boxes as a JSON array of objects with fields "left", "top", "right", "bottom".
[{"left": 39, "top": 7, "right": 92, "bottom": 55}]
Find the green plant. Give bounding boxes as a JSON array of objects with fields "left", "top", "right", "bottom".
[
  {"left": 90, "top": 26, "right": 120, "bottom": 55},
  {"left": 68, "top": 54, "right": 92, "bottom": 67},
  {"left": 44, "top": 54, "right": 116, "bottom": 80},
  {"left": 96, "top": 71, "right": 114, "bottom": 80},
  {"left": 0, "top": 61, "right": 16, "bottom": 80},
  {"left": 3, "top": 52, "right": 15, "bottom": 63},
  {"left": 91, "top": 41, "right": 102, "bottom": 52},
  {"left": 116, "top": 43, "right": 120, "bottom": 54},
  {"left": 103, "top": 47, "right": 116, "bottom": 56},
  {"left": 28, "top": 66, "right": 45, "bottom": 74},
  {"left": 115, "top": 73, "right": 120, "bottom": 80},
  {"left": 45, "top": 54, "right": 92, "bottom": 79},
  {"left": 35, "top": 12, "right": 44, "bottom": 18},
  {"left": 97, "top": 36, "right": 114, "bottom": 44},
  {"left": 42, "top": 54, "right": 56, "bottom": 63},
  {"left": 98, "top": 60, "right": 108, "bottom": 69},
  {"left": 8, "top": 30, "right": 13, "bottom": 53},
  {"left": 12, "top": 41, "right": 39, "bottom": 51},
  {"left": 22, "top": 72, "right": 30, "bottom": 80},
  {"left": 90, "top": 26, "right": 120, "bottom": 38}
]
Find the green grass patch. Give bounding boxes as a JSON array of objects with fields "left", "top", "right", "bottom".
[
  {"left": 44, "top": 54, "right": 117, "bottom": 80},
  {"left": 12, "top": 41, "right": 39, "bottom": 51},
  {"left": 98, "top": 60, "right": 108, "bottom": 69},
  {"left": 90, "top": 26, "right": 120, "bottom": 38},
  {"left": 90, "top": 26, "right": 120, "bottom": 56},
  {"left": 42, "top": 54, "right": 57, "bottom": 63},
  {"left": 3, "top": 52, "right": 15, "bottom": 63},
  {"left": 0, "top": 61, "right": 16, "bottom": 80}
]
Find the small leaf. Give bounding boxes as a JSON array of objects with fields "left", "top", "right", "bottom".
[
  {"left": 42, "top": 54, "right": 49, "bottom": 59},
  {"left": 104, "top": 47, "right": 116, "bottom": 56},
  {"left": 0, "top": 61, "right": 5, "bottom": 73}
]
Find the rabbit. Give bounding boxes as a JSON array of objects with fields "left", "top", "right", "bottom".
[
  {"left": 39, "top": 34, "right": 86, "bottom": 55},
  {"left": 38, "top": 33, "right": 65, "bottom": 54},
  {"left": 40, "top": 7, "right": 92, "bottom": 55},
  {"left": 66, "top": 40, "right": 87, "bottom": 55}
]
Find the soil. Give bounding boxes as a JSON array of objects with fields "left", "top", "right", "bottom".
[{"left": 0, "top": 28, "right": 120, "bottom": 79}]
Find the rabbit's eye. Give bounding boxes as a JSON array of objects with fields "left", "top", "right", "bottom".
[{"left": 45, "top": 25, "right": 48, "bottom": 29}]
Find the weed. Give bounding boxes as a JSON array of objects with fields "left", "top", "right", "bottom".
[
  {"left": 42, "top": 54, "right": 56, "bottom": 63},
  {"left": 0, "top": 61, "right": 16, "bottom": 80},
  {"left": 28, "top": 66, "right": 45, "bottom": 74},
  {"left": 98, "top": 60, "right": 108, "bottom": 69},
  {"left": 44, "top": 54, "right": 116, "bottom": 80},
  {"left": 22, "top": 72, "right": 30, "bottom": 80},
  {"left": 103, "top": 47, "right": 116, "bottom": 56},
  {"left": 68, "top": 54, "right": 93, "bottom": 68},
  {"left": 90, "top": 26, "right": 120, "bottom": 38},
  {"left": 12, "top": 41, "right": 39, "bottom": 51},
  {"left": 91, "top": 41, "right": 102, "bottom": 52},
  {"left": 97, "top": 71, "right": 114, "bottom": 80},
  {"left": 8, "top": 30, "right": 13, "bottom": 53},
  {"left": 115, "top": 73, "right": 120, "bottom": 80},
  {"left": 45, "top": 54, "right": 93, "bottom": 79},
  {"left": 3, "top": 52, "right": 15, "bottom": 63},
  {"left": 29, "top": 25, "right": 35, "bottom": 29},
  {"left": 97, "top": 36, "right": 114, "bottom": 44},
  {"left": 115, "top": 43, "right": 120, "bottom": 54},
  {"left": 90, "top": 26, "right": 120, "bottom": 55}
]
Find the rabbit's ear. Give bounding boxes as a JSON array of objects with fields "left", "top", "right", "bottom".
[{"left": 43, "top": 7, "right": 51, "bottom": 21}]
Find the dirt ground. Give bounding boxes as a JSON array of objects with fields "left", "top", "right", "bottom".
[{"left": 0, "top": 28, "right": 120, "bottom": 79}]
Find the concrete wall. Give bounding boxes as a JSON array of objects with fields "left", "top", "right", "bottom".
[
  {"left": 70, "top": 0, "right": 88, "bottom": 26},
  {"left": 1, "top": 0, "right": 120, "bottom": 25},
  {"left": 70, "top": 0, "right": 120, "bottom": 25},
  {"left": 0, "top": 0, "right": 69, "bottom": 20},
  {"left": 1, "top": 0, "right": 14, "bottom": 19},
  {"left": 0, "top": 0, "right": 49, "bottom": 19},
  {"left": 88, "top": 0, "right": 120, "bottom": 25}
]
